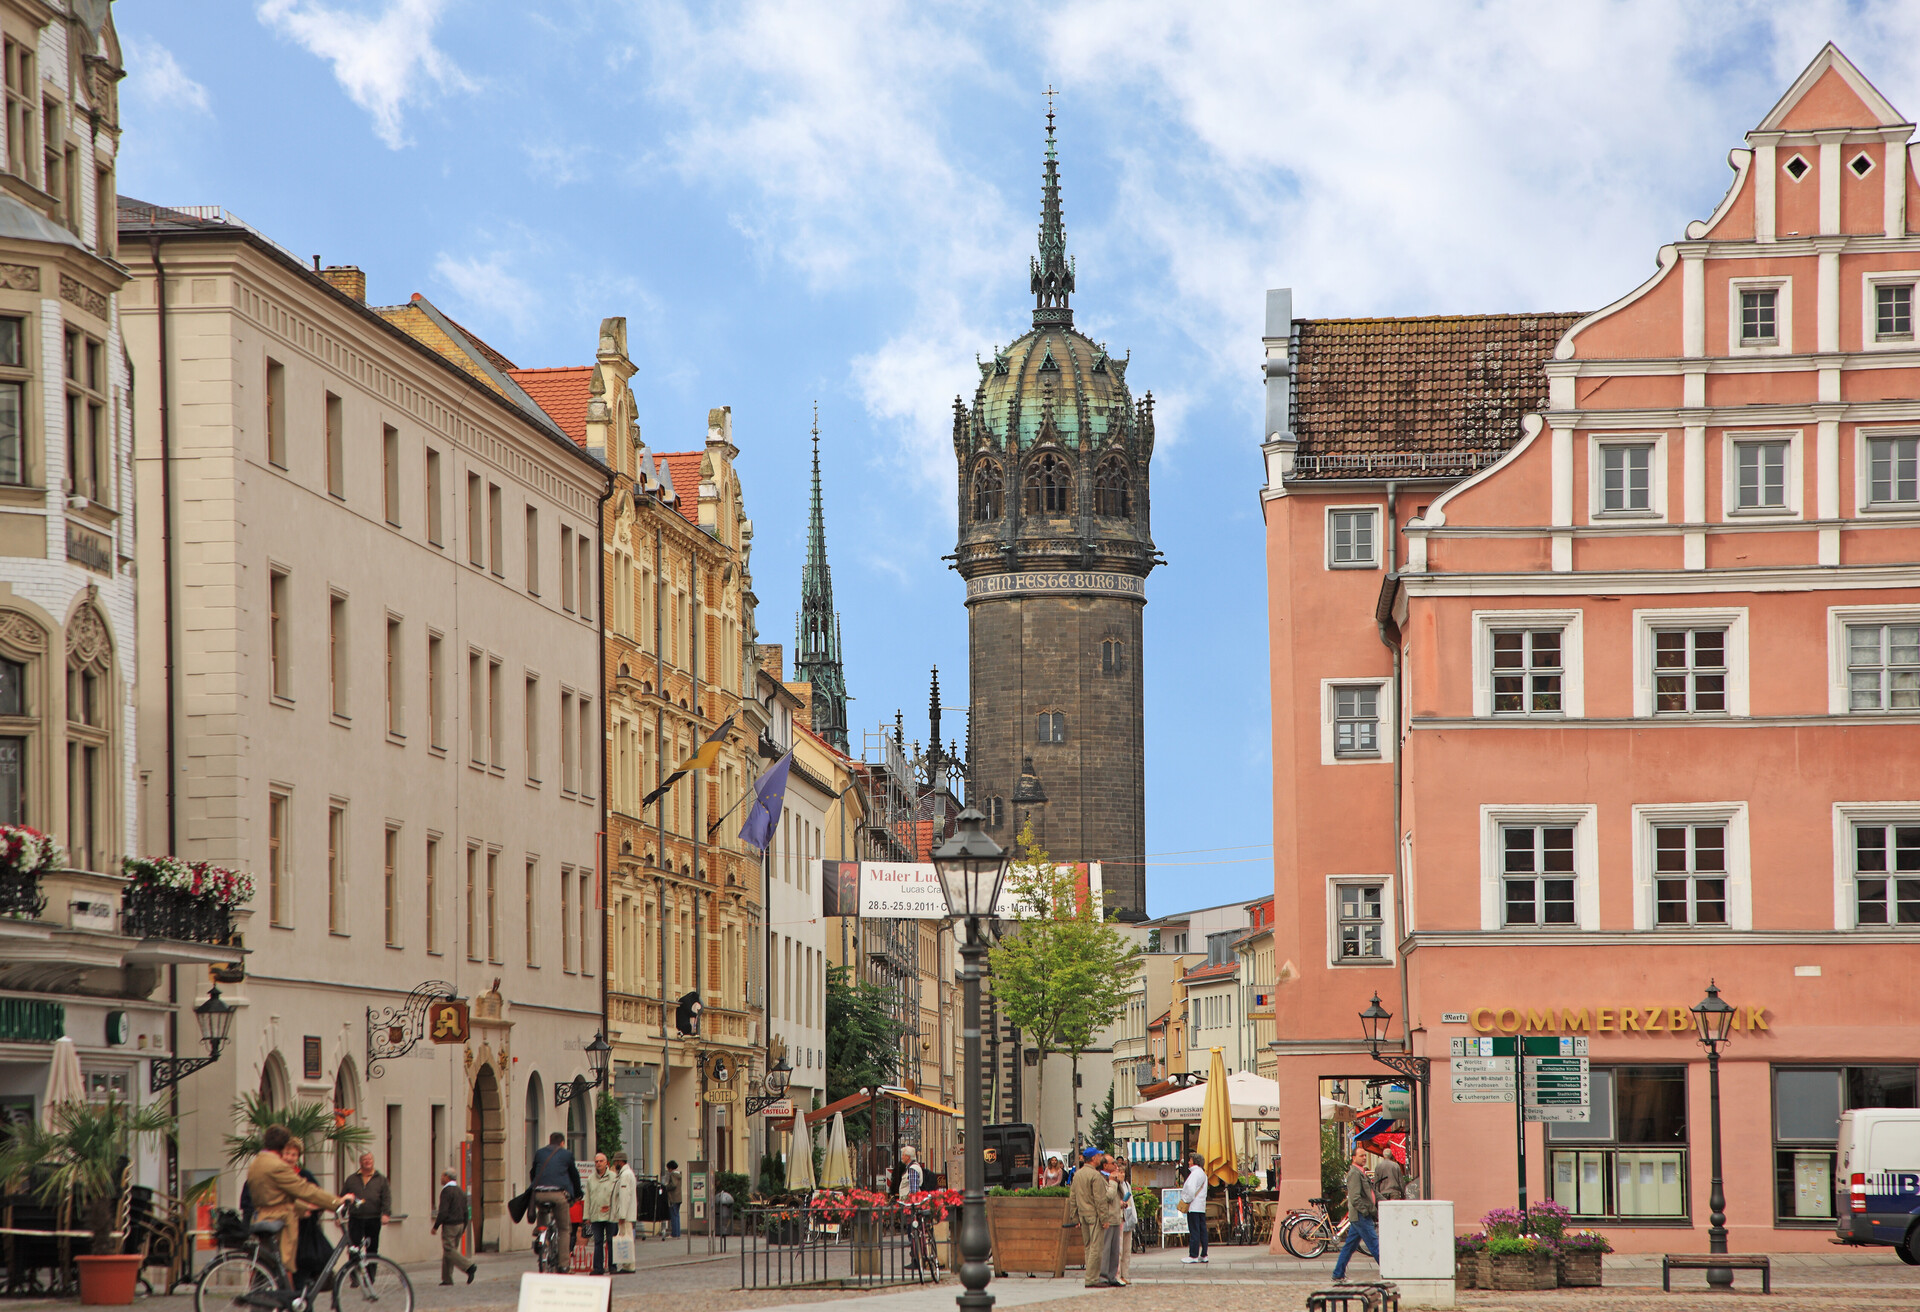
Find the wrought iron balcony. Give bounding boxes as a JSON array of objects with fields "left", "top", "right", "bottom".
[
  {"left": 0, "top": 866, "right": 47, "bottom": 920},
  {"left": 122, "top": 884, "right": 236, "bottom": 946}
]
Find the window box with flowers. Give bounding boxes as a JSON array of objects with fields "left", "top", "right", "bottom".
[
  {"left": 0, "top": 823, "right": 60, "bottom": 919},
  {"left": 122, "top": 856, "right": 254, "bottom": 945}
]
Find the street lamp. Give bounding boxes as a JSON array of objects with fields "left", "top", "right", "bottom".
[
  {"left": 554, "top": 1031, "right": 614, "bottom": 1106},
  {"left": 1356, "top": 993, "right": 1432, "bottom": 1200},
  {"left": 932, "top": 804, "right": 1009, "bottom": 1312},
  {"left": 1691, "top": 981, "right": 1735, "bottom": 1287},
  {"left": 150, "top": 987, "right": 234, "bottom": 1092}
]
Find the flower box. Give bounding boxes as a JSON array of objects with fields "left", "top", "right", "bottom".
[
  {"left": 984, "top": 1194, "right": 1073, "bottom": 1277},
  {"left": 1485, "top": 1249, "right": 1557, "bottom": 1291},
  {"left": 1558, "top": 1250, "right": 1604, "bottom": 1286}
]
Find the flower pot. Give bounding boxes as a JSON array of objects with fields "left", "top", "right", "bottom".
[
  {"left": 76, "top": 1253, "right": 144, "bottom": 1305},
  {"left": 984, "top": 1195, "right": 1074, "bottom": 1278},
  {"left": 1558, "top": 1250, "right": 1604, "bottom": 1287},
  {"left": 1485, "top": 1250, "right": 1557, "bottom": 1291}
]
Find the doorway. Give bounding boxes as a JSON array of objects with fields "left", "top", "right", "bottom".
[{"left": 469, "top": 1066, "right": 502, "bottom": 1251}]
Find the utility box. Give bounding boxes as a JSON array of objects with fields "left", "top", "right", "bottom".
[{"left": 1378, "top": 1199, "right": 1455, "bottom": 1309}]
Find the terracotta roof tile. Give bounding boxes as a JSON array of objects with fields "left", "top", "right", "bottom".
[
  {"left": 508, "top": 367, "right": 593, "bottom": 449},
  {"left": 1290, "top": 312, "right": 1583, "bottom": 480},
  {"left": 657, "top": 451, "right": 703, "bottom": 525},
  {"left": 1181, "top": 960, "right": 1239, "bottom": 983}
]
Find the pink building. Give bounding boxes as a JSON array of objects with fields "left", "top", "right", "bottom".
[{"left": 1261, "top": 45, "right": 1919, "bottom": 1253}]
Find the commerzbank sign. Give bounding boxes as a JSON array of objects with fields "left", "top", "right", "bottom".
[{"left": 1449, "top": 1004, "right": 1770, "bottom": 1036}]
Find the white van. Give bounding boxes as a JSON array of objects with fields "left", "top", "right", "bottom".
[{"left": 1837, "top": 1108, "right": 1920, "bottom": 1261}]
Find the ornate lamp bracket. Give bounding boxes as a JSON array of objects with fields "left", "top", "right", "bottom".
[{"left": 367, "top": 980, "right": 456, "bottom": 1079}]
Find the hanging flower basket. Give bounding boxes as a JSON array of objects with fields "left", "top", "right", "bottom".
[
  {"left": 123, "top": 856, "right": 255, "bottom": 907},
  {"left": 0, "top": 824, "right": 58, "bottom": 919},
  {"left": 122, "top": 856, "right": 253, "bottom": 943}
]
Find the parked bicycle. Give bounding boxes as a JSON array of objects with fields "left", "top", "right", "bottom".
[
  {"left": 1280, "top": 1195, "right": 1348, "bottom": 1260},
  {"left": 196, "top": 1202, "right": 413, "bottom": 1312}
]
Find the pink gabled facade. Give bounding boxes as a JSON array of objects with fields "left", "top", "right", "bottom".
[{"left": 1262, "top": 45, "right": 1920, "bottom": 1253}]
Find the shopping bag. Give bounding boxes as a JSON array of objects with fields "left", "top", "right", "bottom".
[{"left": 611, "top": 1227, "right": 636, "bottom": 1270}]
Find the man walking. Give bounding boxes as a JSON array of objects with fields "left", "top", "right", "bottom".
[
  {"left": 431, "top": 1169, "right": 477, "bottom": 1286},
  {"left": 610, "top": 1153, "right": 639, "bottom": 1271},
  {"left": 346, "top": 1153, "right": 391, "bottom": 1256},
  {"left": 1374, "top": 1147, "right": 1406, "bottom": 1205},
  {"left": 1331, "top": 1145, "right": 1381, "bottom": 1284},
  {"left": 530, "top": 1132, "right": 582, "bottom": 1264},
  {"left": 1070, "top": 1146, "right": 1120, "bottom": 1287},
  {"left": 663, "top": 1160, "right": 682, "bottom": 1239},
  {"left": 583, "top": 1152, "right": 616, "bottom": 1274}
]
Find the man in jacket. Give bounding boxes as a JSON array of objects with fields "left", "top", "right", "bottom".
[
  {"left": 583, "top": 1153, "right": 616, "bottom": 1274},
  {"left": 663, "top": 1161, "right": 682, "bottom": 1238},
  {"left": 1332, "top": 1145, "right": 1382, "bottom": 1283},
  {"left": 346, "top": 1153, "right": 392, "bottom": 1256},
  {"left": 609, "top": 1153, "right": 638, "bottom": 1270},
  {"left": 1374, "top": 1148, "right": 1407, "bottom": 1204},
  {"left": 431, "top": 1169, "right": 477, "bottom": 1286},
  {"left": 530, "top": 1132, "right": 583, "bottom": 1263},
  {"left": 1070, "top": 1147, "right": 1120, "bottom": 1287},
  {"left": 245, "top": 1126, "right": 351, "bottom": 1278}
]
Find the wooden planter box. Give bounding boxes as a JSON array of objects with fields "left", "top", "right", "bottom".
[
  {"left": 1558, "top": 1250, "right": 1604, "bottom": 1286},
  {"left": 985, "top": 1196, "right": 1074, "bottom": 1278},
  {"left": 1485, "top": 1250, "right": 1557, "bottom": 1290}
]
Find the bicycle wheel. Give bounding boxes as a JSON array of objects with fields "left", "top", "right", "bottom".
[
  {"left": 1281, "top": 1214, "right": 1330, "bottom": 1260},
  {"left": 331, "top": 1254, "right": 413, "bottom": 1312},
  {"left": 196, "top": 1252, "right": 279, "bottom": 1312}
]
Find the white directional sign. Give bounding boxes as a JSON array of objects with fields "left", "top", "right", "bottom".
[{"left": 1450, "top": 1056, "right": 1516, "bottom": 1104}]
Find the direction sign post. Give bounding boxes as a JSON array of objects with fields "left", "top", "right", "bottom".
[{"left": 1450, "top": 1036, "right": 1591, "bottom": 1219}]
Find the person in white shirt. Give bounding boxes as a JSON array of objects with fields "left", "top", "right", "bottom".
[{"left": 1179, "top": 1153, "right": 1210, "bottom": 1263}]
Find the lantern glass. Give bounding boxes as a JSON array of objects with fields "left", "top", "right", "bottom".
[
  {"left": 1692, "top": 981, "right": 1736, "bottom": 1046},
  {"left": 767, "top": 1056, "right": 793, "bottom": 1097},
  {"left": 585, "top": 1031, "right": 613, "bottom": 1083},
  {"left": 1358, "top": 993, "right": 1393, "bottom": 1048},
  {"left": 931, "top": 806, "right": 1009, "bottom": 920},
  {"left": 195, "top": 986, "right": 236, "bottom": 1049}
]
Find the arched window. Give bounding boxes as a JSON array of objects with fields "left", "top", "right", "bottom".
[
  {"left": 985, "top": 797, "right": 1006, "bottom": 830},
  {"left": 0, "top": 610, "right": 46, "bottom": 827},
  {"left": 1094, "top": 456, "right": 1131, "bottom": 518},
  {"left": 332, "top": 1060, "right": 363, "bottom": 1190},
  {"left": 65, "top": 606, "right": 111, "bottom": 873},
  {"left": 1101, "top": 639, "right": 1126, "bottom": 676},
  {"left": 567, "top": 1079, "right": 590, "bottom": 1160},
  {"left": 971, "top": 461, "right": 1004, "bottom": 522},
  {"left": 1024, "top": 454, "right": 1071, "bottom": 515},
  {"left": 257, "top": 1050, "right": 291, "bottom": 1110},
  {"left": 526, "top": 1072, "right": 544, "bottom": 1165},
  {"left": 1035, "top": 711, "right": 1066, "bottom": 744}
]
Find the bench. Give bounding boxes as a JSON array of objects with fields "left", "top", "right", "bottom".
[
  {"left": 1307, "top": 1281, "right": 1400, "bottom": 1312},
  {"left": 1661, "top": 1252, "right": 1771, "bottom": 1293}
]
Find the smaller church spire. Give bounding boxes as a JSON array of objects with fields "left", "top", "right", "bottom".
[
  {"left": 1031, "top": 88, "right": 1075, "bottom": 328},
  {"left": 794, "top": 404, "right": 850, "bottom": 751}
]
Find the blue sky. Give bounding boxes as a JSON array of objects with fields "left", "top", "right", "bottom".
[{"left": 119, "top": 1, "right": 1920, "bottom": 916}]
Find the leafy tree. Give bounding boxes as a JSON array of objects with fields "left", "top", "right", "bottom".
[
  {"left": 825, "top": 963, "right": 904, "bottom": 1138},
  {"left": 595, "top": 1090, "right": 624, "bottom": 1156},
  {"left": 1320, "top": 1121, "right": 1350, "bottom": 1221},
  {"left": 1088, "top": 1083, "right": 1116, "bottom": 1152},
  {"left": 988, "top": 821, "right": 1141, "bottom": 1149}
]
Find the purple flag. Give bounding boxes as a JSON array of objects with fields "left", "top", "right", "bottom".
[{"left": 739, "top": 751, "right": 793, "bottom": 852}]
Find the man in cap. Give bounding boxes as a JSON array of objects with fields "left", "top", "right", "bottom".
[{"left": 1070, "top": 1146, "right": 1121, "bottom": 1287}]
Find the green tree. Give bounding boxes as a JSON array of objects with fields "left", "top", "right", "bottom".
[
  {"left": 988, "top": 821, "right": 1141, "bottom": 1148},
  {"left": 595, "top": 1091, "right": 624, "bottom": 1156},
  {"left": 824, "top": 963, "right": 904, "bottom": 1137},
  {"left": 1088, "top": 1083, "right": 1116, "bottom": 1152}
]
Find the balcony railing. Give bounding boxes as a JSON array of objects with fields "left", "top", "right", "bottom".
[
  {"left": 0, "top": 866, "right": 47, "bottom": 920},
  {"left": 122, "top": 885, "right": 236, "bottom": 945}
]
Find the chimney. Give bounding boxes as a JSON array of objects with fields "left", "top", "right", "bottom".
[
  {"left": 759, "top": 644, "right": 785, "bottom": 682},
  {"left": 320, "top": 265, "right": 366, "bottom": 303}
]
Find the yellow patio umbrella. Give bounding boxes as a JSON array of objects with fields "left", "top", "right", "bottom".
[{"left": 1196, "top": 1047, "right": 1237, "bottom": 1188}]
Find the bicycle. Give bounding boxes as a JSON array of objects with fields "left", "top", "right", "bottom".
[
  {"left": 196, "top": 1202, "right": 413, "bottom": 1312},
  {"left": 529, "top": 1198, "right": 567, "bottom": 1274},
  {"left": 1280, "top": 1196, "right": 1349, "bottom": 1260}
]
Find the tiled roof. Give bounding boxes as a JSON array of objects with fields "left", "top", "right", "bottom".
[
  {"left": 657, "top": 452, "right": 703, "bottom": 525},
  {"left": 1181, "top": 960, "right": 1239, "bottom": 984},
  {"left": 508, "top": 367, "right": 593, "bottom": 448},
  {"left": 1289, "top": 312, "right": 1583, "bottom": 480}
]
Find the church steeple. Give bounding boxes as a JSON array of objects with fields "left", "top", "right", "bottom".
[
  {"left": 794, "top": 404, "right": 850, "bottom": 751},
  {"left": 1031, "top": 90, "right": 1075, "bottom": 328}
]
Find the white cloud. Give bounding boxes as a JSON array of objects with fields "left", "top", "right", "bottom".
[
  {"left": 432, "top": 250, "right": 538, "bottom": 328},
  {"left": 121, "top": 36, "right": 210, "bottom": 114},
  {"left": 256, "top": 0, "right": 473, "bottom": 149}
]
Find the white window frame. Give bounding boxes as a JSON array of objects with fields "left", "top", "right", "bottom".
[
  {"left": 1325, "top": 874, "right": 1396, "bottom": 967},
  {"left": 1320, "top": 677, "right": 1394, "bottom": 765},
  {"left": 1830, "top": 802, "right": 1920, "bottom": 930},
  {"left": 1325, "top": 504, "right": 1383, "bottom": 570},
  {"left": 1472, "top": 609, "right": 1585, "bottom": 719},
  {"left": 1826, "top": 604, "right": 1920, "bottom": 715},
  {"left": 1721, "top": 429, "right": 1803, "bottom": 519},
  {"left": 1854, "top": 427, "right": 1920, "bottom": 513},
  {"left": 1860, "top": 270, "right": 1920, "bottom": 350},
  {"left": 1728, "top": 277, "right": 1791, "bottom": 355},
  {"left": 1589, "top": 434, "right": 1668, "bottom": 521},
  {"left": 1631, "top": 607, "right": 1749, "bottom": 718},
  {"left": 1630, "top": 801, "right": 1752, "bottom": 931},
  {"left": 1479, "top": 804, "right": 1599, "bottom": 932}
]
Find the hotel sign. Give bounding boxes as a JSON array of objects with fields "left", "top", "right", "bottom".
[
  {"left": 1462, "top": 1005, "right": 1769, "bottom": 1036},
  {"left": 965, "top": 571, "right": 1146, "bottom": 603}
]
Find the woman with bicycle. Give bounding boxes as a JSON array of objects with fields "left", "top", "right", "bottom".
[{"left": 245, "top": 1126, "right": 353, "bottom": 1280}]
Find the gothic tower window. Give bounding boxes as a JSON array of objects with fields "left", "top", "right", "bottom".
[
  {"left": 1094, "top": 455, "right": 1131, "bottom": 518},
  {"left": 64, "top": 606, "right": 111, "bottom": 872},
  {"left": 1024, "top": 453, "right": 1071, "bottom": 515},
  {"left": 985, "top": 796, "right": 1006, "bottom": 829},
  {"left": 971, "top": 459, "right": 1004, "bottom": 522},
  {"left": 1101, "top": 638, "right": 1126, "bottom": 676},
  {"left": 1035, "top": 710, "right": 1066, "bottom": 744}
]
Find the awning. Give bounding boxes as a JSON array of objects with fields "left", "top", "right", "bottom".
[
  {"left": 1126, "top": 1141, "right": 1182, "bottom": 1163},
  {"left": 882, "top": 1086, "right": 959, "bottom": 1119},
  {"left": 803, "top": 1085, "right": 960, "bottom": 1127}
]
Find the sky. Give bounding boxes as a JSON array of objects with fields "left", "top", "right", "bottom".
[{"left": 118, "top": 1, "right": 1920, "bottom": 917}]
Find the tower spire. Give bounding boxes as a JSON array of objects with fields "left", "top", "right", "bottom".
[
  {"left": 794, "top": 403, "right": 850, "bottom": 751},
  {"left": 1031, "top": 87, "right": 1075, "bottom": 328}
]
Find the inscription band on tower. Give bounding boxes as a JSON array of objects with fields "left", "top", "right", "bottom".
[{"left": 965, "top": 571, "right": 1147, "bottom": 604}]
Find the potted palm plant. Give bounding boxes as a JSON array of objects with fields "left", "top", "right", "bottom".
[
  {"left": 0, "top": 1096, "right": 175, "bottom": 1304},
  {"left": 223, "top": 1093, "right": 373, "bottom": 1169}
]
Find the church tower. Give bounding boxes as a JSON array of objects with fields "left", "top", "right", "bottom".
[
  {"left": 795, "top": 407, "right": 850, "bottom": 750},
  {"left": 953, "top": 108, "right": 1158, "bottom": 918}
]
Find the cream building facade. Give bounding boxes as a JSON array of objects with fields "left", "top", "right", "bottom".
[{"left": 119, "top": 207, "right": 606, "bottom": 1262}]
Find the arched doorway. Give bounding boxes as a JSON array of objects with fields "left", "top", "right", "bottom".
[
  {"left": 257, "top": 1052, "right": 290, "bottom": 1109},
  {"left": 525, "top": 1073, "right": 543, "bottom": 1175},
  {"left": 469, "top": 1065, "right": 502, "bottom": 1251},
  {"left": 331, "top": 1060, "right": 362, "bottom": 1192}
]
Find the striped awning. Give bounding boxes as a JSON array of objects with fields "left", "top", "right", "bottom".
[{"left": 1127, "top": 1141, "right": 1182, "bottom": 1163}]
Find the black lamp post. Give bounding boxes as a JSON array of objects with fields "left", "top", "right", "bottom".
[
  {"left": 932, "top": 804, "right": 1009, "bottom": 1312},
  {"left": 150, "top": 987, "right": 235, "bottom": 1092},
  {"left": 1691, "top": 981, "right": 1736, "bottom": 1287},
  {"left": 1357, "top": 992, "right": 1432, "bottom": 1199},
  {"left": 555, "top": 1031, "right": 614, "bottom": 1106}
]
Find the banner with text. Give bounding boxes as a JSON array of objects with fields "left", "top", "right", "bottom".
[{"left": 816, "top": 860, "right": 1105, "bottom": 920}]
